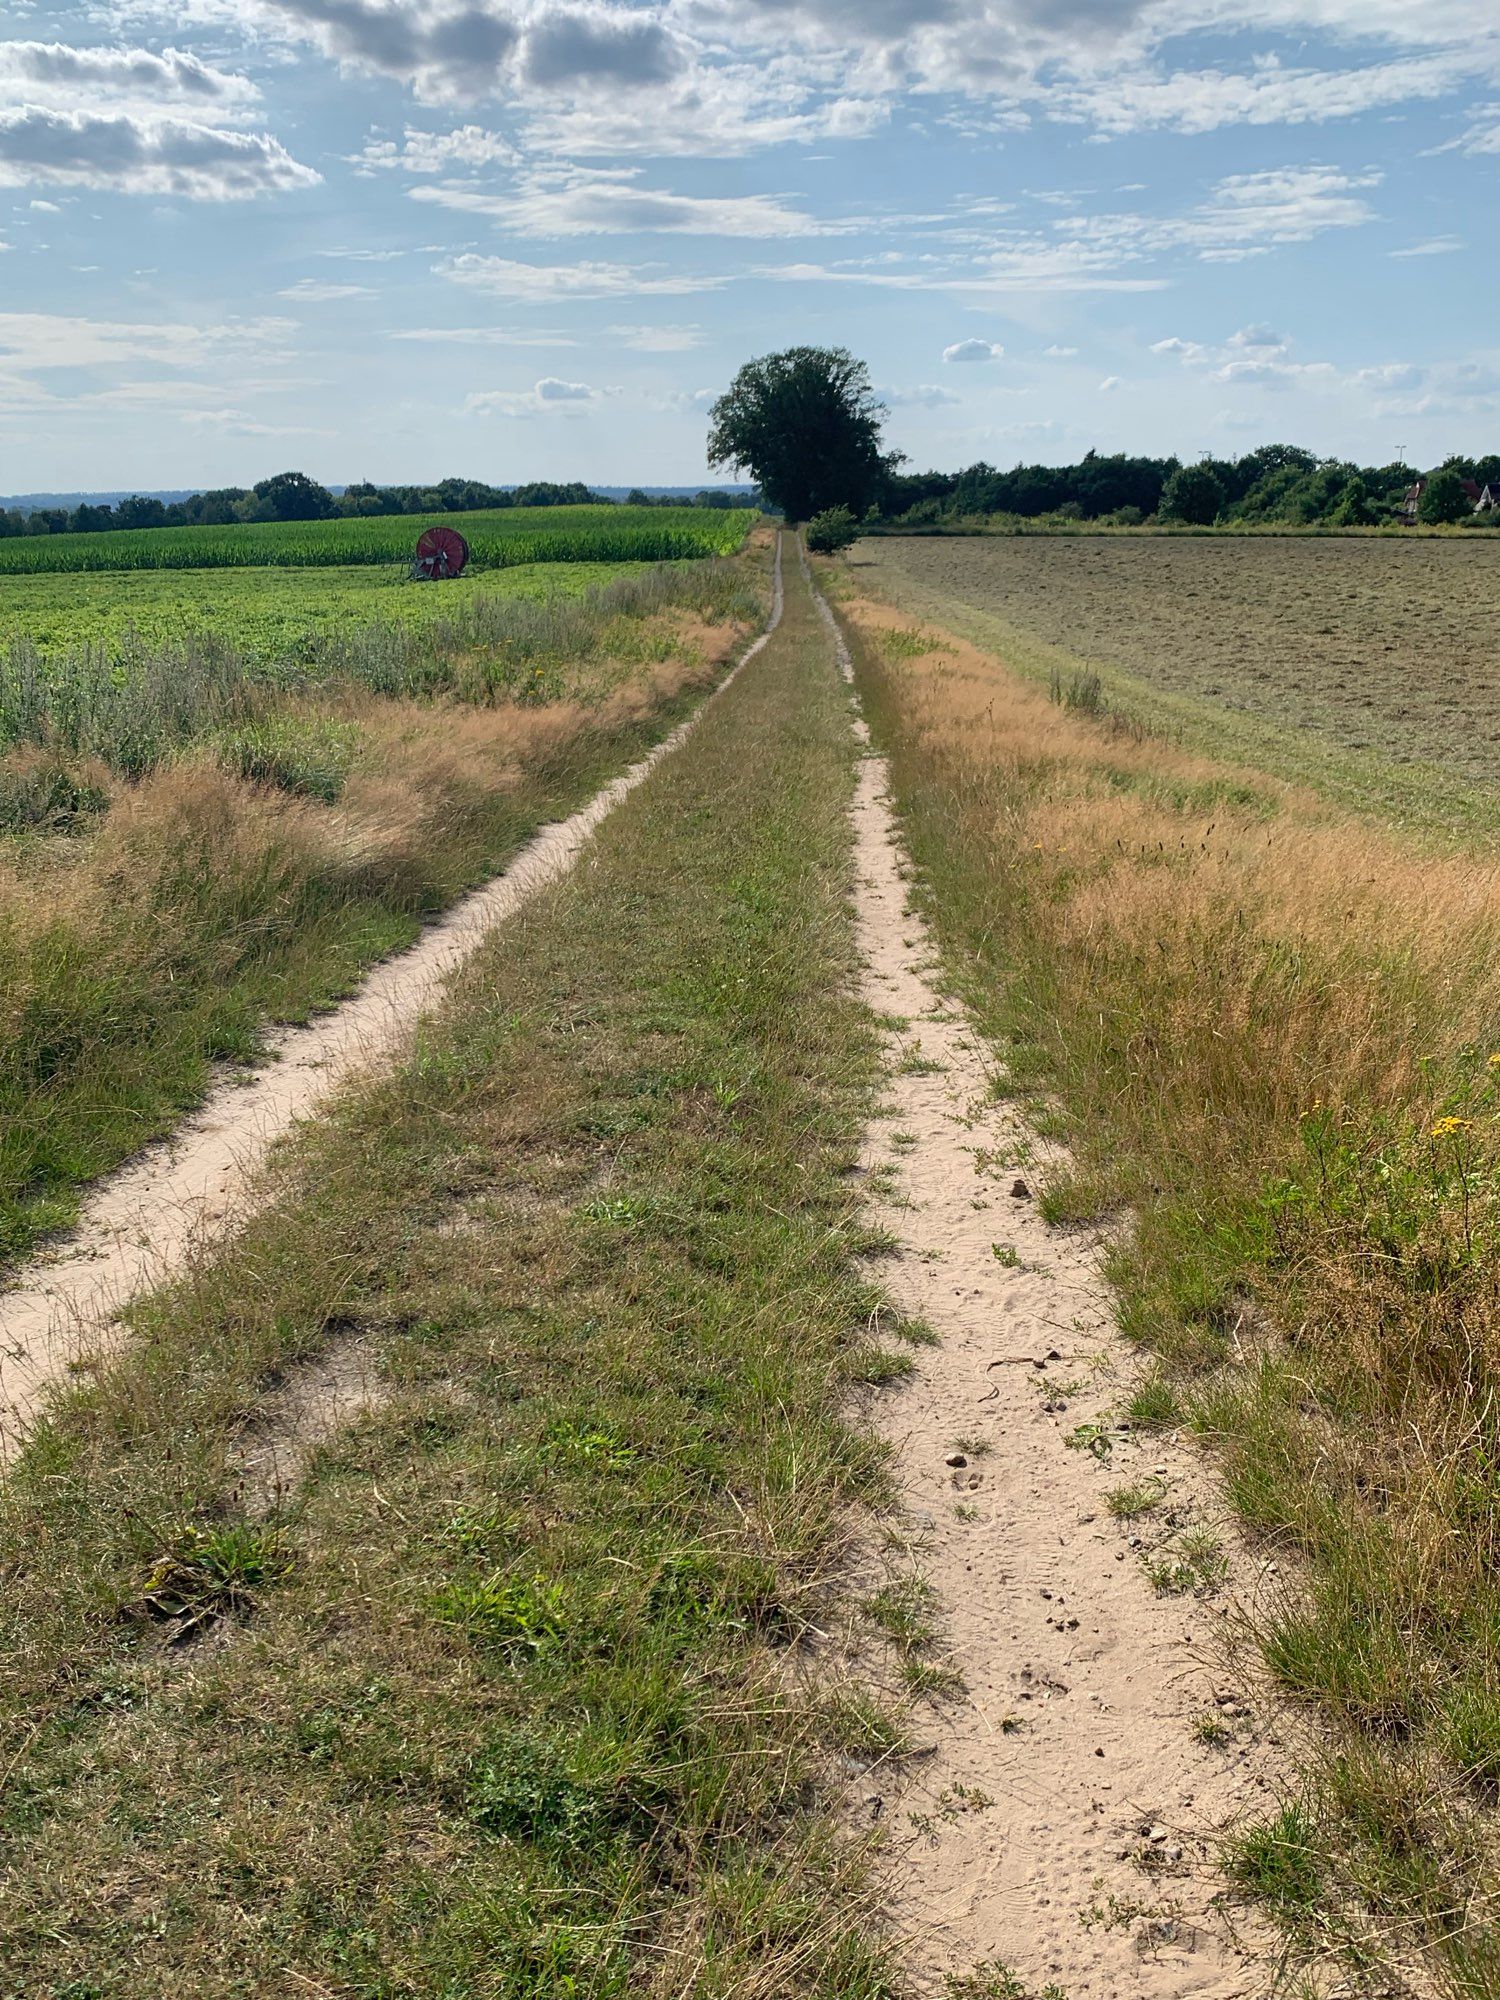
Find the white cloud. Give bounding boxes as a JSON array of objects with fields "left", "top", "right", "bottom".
[
  {"left": 0, "top": 39, "right": 261, "bottom": 112},
  {"left": 389, "top": 324, "right": 580, "bottom": 345},
  {"left": 251, "top": 0, "right": 523, "bottom": 106},
  {"left": 881, "top": 382, "right": 962, "bottom": 406},
  {"left": 607, "top": 322, "right": 703, "bottom": 350},
  {"left": 0, "top": 311, "right": 296, "bottom": 370},
  {"left": 1390, "top": 234, "right": 1464, "bottom": 257},
  {"left": 1099, "top": 374, "right": 1121, "bottom": 390},
  {"left": 1149, "top": 323, "right": 1431, "bottom": 397},
  {"left": 522, "top": 10, "right": 680, "bottom": 89},
  {"left": 411, "top": 174, "right": 829, "bottom": 236},
  {"left": 434, "top": 252, "right": 725, "bottom": 298},
  {"left": 83, "top": 0, "right": 1500, "bottom": 169},
  {"left": 183, "top": 406, "right": 333, "bottom": 436},
  {"left": 466, "top": 374, "right": 609, "bottom": 416},
  {"left": 1042, "top": 343, "right": 1078, "bottom": 356},
  {"left": 0, "top": 107, "right": 319, "bottom": 199},
  {"left": 1055, "top": 50, "right": 1480, "bottom": 137},
  {"left": 758, "top": 165, "right": 1376, "bottom": 298},
  {"left": 278, "top": 278, "right": 377, "bottom": 300},
  {"left": 944, "top": 337, "right": 1004, "bottom": 361},
  {"left": 350, "top": 123, "right": 517, "bottom": 172}
]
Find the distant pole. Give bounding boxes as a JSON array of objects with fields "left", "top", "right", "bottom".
[{"left": 1394, "top": 443, "right": 1407, "bottom": 468}]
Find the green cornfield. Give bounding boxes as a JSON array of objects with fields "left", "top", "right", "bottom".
[{"left": 0, "top": 505, "right": 755, "bottom": 577}]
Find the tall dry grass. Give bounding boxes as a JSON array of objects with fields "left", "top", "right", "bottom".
[
  {"left": 842, "top": 588, "right": 1500, "bottom": 1991},
  {"left": 0, "top": 604, "right": 749, "bottom": 1264}
]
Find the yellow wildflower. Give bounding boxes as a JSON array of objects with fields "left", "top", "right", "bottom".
[{"left": 1431, "top": 1116, "right": 1474, "bottom": 1139}]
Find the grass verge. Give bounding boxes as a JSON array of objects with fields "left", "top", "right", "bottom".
[
  {"left": 0, "top": 555, "right": 766, "bottom": 1265},
  {"left": 0, "top": 540, "right": 905, "bottom": 1997},
  {"left": 836, "top": 563, "right": 1500, "bottom": 1994}
]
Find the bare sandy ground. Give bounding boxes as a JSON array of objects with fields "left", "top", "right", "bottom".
[
  {"left": 813, "top": 567, "right": 1281, "bottom": 1996},
  {"left": 0, "top": 539, "right": 784, "bottom": 1460}
]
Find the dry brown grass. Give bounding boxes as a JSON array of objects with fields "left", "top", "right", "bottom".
[
  {"left": 840, "top": 580, "right": 1500, "bottom": 1992},
  {"left": 0, "top": 604, "right": 747, "bottom": 1264}
]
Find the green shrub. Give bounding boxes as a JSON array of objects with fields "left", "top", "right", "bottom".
[{"left": 805, "top": 507, "right": 860, "bottom": 555}]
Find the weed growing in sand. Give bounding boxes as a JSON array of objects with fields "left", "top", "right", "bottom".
[
  {"left": 1192, "top": 1712, "right": 1234, "bottom": 1748},
  {"left": 946, "top": 1963, "right": 1069, "bottom": 1999},
  {"left": 1144, "top": 1529, "right": 1227, "bottom": 1596},
  {"left": 1124, "top": 1374, "right": 1182, "bottom": 1430}
]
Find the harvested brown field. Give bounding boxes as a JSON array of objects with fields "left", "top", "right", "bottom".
[{"left": 856, "top": 533, "right": 1500, "bottom": 793}]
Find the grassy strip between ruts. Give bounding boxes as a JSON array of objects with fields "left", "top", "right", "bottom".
[
  {"left": 0, "top": 557, "right": 765, "bottom": 1267},
  {"left": 0, "top": 540, "right": 913, "bottom": 1999},
  {"left": 835, "top": 566, "right": 1500, "bottom": 1995}
]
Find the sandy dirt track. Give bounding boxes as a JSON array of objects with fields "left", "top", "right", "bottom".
[
  {"left": 0, "top": 540, "right": 785, "bottom": 1459},
  {"left": 814, "top": 567, "right": 1279, "bottom": 1996}
]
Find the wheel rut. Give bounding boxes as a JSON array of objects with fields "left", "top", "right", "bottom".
[
  {"left": 0, "top": 540, "right": 785, "bottom": 1460},
  {"left": 814, "top": 565, "right": 1281, "bottom": 1997}
]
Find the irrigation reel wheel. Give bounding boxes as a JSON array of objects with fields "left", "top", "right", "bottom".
[{"left": 413, "top": 525, "right": 470, "bottom": 580}]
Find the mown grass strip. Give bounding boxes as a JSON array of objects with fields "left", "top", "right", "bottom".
[
  {"left": 838, "top": 573, "right": 1500, "bottom": 1993},
  {"left": 0, "top": 543, "right": 906, "bottom": 1998}
]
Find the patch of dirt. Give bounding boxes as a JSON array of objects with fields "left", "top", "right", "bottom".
[
  {"left": 0, "top": 542, "right": 785, "bottom": 1460},
  {"left": 817, "top": 568, "right": 1280, "bottom": 1996},
  {"left": 231, "top": 1332, "right": 389, "bottom": 1517}
]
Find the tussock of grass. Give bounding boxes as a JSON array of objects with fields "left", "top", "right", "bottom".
[
  {"left": 0, "top": 547, "right": 901, "bottom": 1995},
  {"left": 840, "top": 576, "right": 1500, "bottom": 1989}
]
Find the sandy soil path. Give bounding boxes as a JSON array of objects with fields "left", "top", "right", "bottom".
[
  {"left": 0, "top": 540, "right": 784, "bottom": 1459},
  {"left": 815, "top": 569, "right": 1279, "bottom": 1997}
]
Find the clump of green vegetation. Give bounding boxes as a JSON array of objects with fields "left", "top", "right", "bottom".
[
  {"left": 1228, "top": 1802, "right": 1325, "bottom": 1918},
  {"left": 1144, "top": 1529, "right": 1226, "bottom": 1596},
  {"left": 806, "top": 506, "right": 861, "bottom": 555},
  {"left": 946, "top": 1961, "right": 1069, "bottom": 1998},
  {"left": 219, "top": 715, "right": 358, "bottom": 803},
  {"left": 1106, "top": 1481, "right": 1163, "bottom": 1520}
]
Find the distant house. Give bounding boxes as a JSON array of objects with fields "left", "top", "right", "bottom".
[{"left": 1397, "top": 475, "right": 1497, "bottom": 522}]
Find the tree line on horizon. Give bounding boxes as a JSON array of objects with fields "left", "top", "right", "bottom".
[
  {"left": 705, "top": 346, "right": 1500, "bottom": 533},
  {"left": 884, "top": 446, "right": 1500, "bottom": 530},
  {"left": 0, "top": 470, "right": 759, "bottom": 541}
]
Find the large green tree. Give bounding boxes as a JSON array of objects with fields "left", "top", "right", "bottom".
[
  {"left": 707, "top": 347, "right": 894, "bottom": 521},
  {"left": 246, "top": 470, "right": 337, "bottom": 522},
  {"left": 1418, "top": 467, "right": 1473, "bottom": 525},
  {"left": 1159, "top": 461, "right": 1226, "bottom": 526}
]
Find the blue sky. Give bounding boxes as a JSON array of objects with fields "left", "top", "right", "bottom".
[{"left": 0, "top": 0, "right": 1494, "bottom": 489}]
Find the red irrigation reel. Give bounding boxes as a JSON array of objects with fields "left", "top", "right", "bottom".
[{"left": 413, "top": 525, "right": 470, "bottom": 580}]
